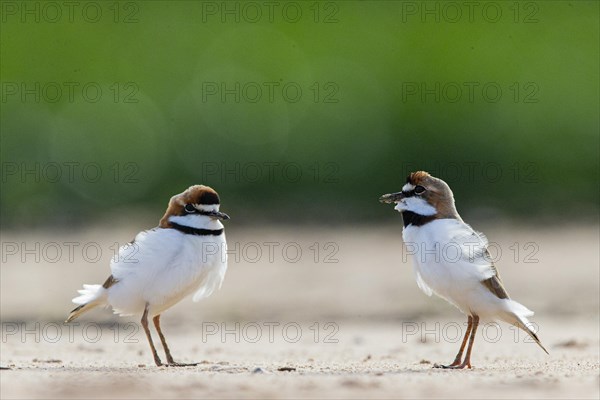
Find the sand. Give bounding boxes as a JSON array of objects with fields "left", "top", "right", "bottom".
[{"left": 1, "top": 224, "right": 599, "bottom": 399}]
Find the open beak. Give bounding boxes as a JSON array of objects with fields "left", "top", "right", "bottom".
[
  {"left": 207, "top": 210, "right": 230, "bottom": 220},
  {"left": 379, "top": 192, "right": 405, "bottom": 204}
]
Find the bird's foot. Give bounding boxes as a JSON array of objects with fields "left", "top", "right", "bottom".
[
  {"left": 164, "top": 355, "right": 197, "bottom": 367},
  {"left": 433, "top": 362, "right": 471, "bottom": 369},
  {"left": 164, "top": 361, "right": 198, "bottom": 367}
]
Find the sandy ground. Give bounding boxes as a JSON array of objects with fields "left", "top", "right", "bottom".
[{"left": 1, "top": 224, "right": 599, "bottom": 399}]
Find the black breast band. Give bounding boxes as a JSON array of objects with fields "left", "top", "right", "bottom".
[
  {"left": 401, "top": 211, "right": 436, "bottom": 227},
  {"left": 170, "top": 222, "right": 223, "bottom": 236}
]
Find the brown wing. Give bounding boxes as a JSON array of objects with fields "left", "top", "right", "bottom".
[
  {"left": 480, "top": 245, "right": 509, "bottom": 299},
  {"left": 481, "top": 269, "right": 509, "bottom": 299}
]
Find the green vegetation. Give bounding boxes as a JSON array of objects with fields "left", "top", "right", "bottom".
[{"left": 1, "top": 1, "right": 598, "bottom": 226}]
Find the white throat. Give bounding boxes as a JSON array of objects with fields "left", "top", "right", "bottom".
[
  {"left": 169, "top": 214, "right": 224, "bottom": 230},
  {"left": 394, "top": 197, "right": 437, "bottom": 216}
]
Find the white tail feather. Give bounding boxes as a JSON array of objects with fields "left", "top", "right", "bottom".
[
  {"left": 66, "top": 284, "right": 108, "bottom": 322},
  {"left": 73, "top": 284, "right": 105, "bottom": 305},
  {"left": 500, "top": 301, "right": 549, "bottom": 355}
]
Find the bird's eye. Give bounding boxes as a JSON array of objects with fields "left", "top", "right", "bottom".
[
  {"left": 184, "top": 204, "right": 196, "bottom": 213},
  {"left": 414, "top": 185, "right": 426, "bottom": 194}
]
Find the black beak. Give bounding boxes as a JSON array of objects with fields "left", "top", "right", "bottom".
[
  {"left": 207, "top": 210, "right": 230, "bottom": 220},
  {"left": 379, "top": 192, "right": 405, "bottom": 204}
]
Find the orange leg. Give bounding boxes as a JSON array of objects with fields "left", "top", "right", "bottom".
[
  {"left": 434, "top": 315, "right": 479, "bottom": 370},
  {"left": 459, "top": 315, "right": 479, "bottom": 369}
]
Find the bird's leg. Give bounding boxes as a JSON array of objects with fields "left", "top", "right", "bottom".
[
  {"left": 152, "top": 315, "right": 174, "bottom": 364},
  {"left": 141, "top": 303, "right": 162, "bottom": 366},
  {"left": 434, "top": 316, "right": 473, "bottom": 369},
  {"left": 434, "top": 316, "right": 472, "bottom": 368},
  {"left": 153, "top": 314, "right": 197, "bottom": 367},
  {"left": 458, "top": 315, "right": 479, "bottom": 369}
]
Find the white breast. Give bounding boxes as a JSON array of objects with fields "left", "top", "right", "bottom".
[
  {"left": 402, "top": 219, "right": 496, "bottom": 314},
  {"left": 107, "top": 228, "right": 227, "bottom": 316}
]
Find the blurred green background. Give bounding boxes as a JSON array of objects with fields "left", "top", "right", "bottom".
[{"left": 1, "top": 1, "right": 598, "bottom": 228}]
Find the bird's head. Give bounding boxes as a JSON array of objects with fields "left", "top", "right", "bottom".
[
  {"left": 159, "top": 185, "right": 230, "bottom": 229},
  {"left": 379, "top": 171, "right": 459, "bottom": 219}
]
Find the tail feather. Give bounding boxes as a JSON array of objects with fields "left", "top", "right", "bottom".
[
  {"left": 65, "top": 284, "right": 107, "bottom": 323},
  {"left": 66, "top": 302, "right": 99, "bottom": 323},
  {"left": 513, "top": 316, "right": 549, "bottom": 355},
  {"left": 501, "top": 304, "right": 549, "bottom": 355}
]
